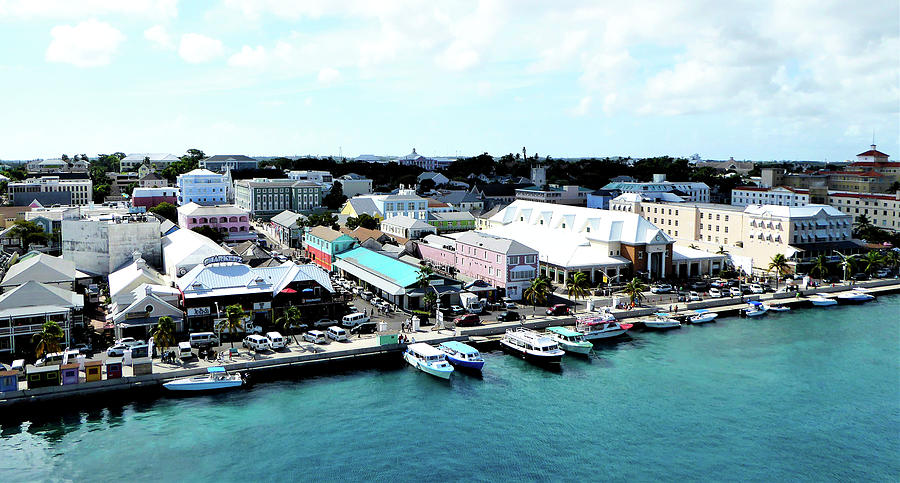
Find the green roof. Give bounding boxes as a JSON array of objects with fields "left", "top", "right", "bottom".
[
  {"left": 335, "top": 246, "right": 421, "bottom": 288},
  {"left": 547, "top": 326, "right": 582, "bottom": 337}
]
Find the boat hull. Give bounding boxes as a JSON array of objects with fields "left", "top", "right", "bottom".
[
  {"left": 642, "top": 322, "right": 681, "bottom": 330},
  {"left": 444, "top": 354, "right": 485, "bottom": 371},
  {"left": 582, "top": 329, "right": 628, "bottom": 340},
  {"left": 689, "top": 314, "right": 718, "bottom": 324},
  {"left": 163, "top": 377, "right": 243, "bottom": 392},
  {"left": 404, "top": 352, "right": 453, "bottom": 379},
  {"left": 837, "top": 295, "right": 874, "bottom": 304},
  {"left": 744, "top": 309, "right": 767, "bottom": 317},
  {"left": 810, "top": 299, "right": 837, "bottom": 306},
  {"left": 499, "top": 339, "right": 563, "bottom": 365},
  {"left": 557, "top": 341, "right": 592, "bottom": 355}
]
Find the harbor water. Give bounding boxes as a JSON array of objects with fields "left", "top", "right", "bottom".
[{"left": 2, "top": 297, "right": 899, "bottom": 481}]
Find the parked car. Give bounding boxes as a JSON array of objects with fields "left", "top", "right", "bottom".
[
  {"left": 729, "top": 287, "right": 742, "bottom": 297},
  {"left": 447, "top": 305, "right": 466, "bottom": 316},
  {"left": 497, "top": 311, "right": 520, "bottom": 322},
  {"left": 106, "top": 341, "right": 146, "bottom": 357},
  {"left": 453, "top": 314, "right": 481, "bottom": 327},
  {"left": 341, "top": 312, "right": 370, "bottom": 328},
  {"left": 243, "top": 334, "right": 270, "bottom": 351},
  {"left": 709, "top": 287, "right": 722, "bottom": 298},
  {"left": 875, "top": 268, "right": 890, "bottom": 278},
  {"left": 546, "top": 304, "right": 570, "bottom": 316},
  {"left": 689, "top": 291, "right": 701, "bottom": 301},
  {"left": 851, "top": 273, "right": 869, "bottom": 281},
  {"left": 37, "top": 349, "right": 80, "bottom": 366},
  {"left": 750, "top": 284, "right": 764, "bottom": 294},
  {"left": 691, "top": 281, "right": 709, "bottom": 290},
  {"left": 115, "top": 337, "right": 137, "bottom": 347},
  {"left": 651, "top": 284, "right": 673, "bottom": 294},
  {"left": 326, "top": 326, "right": 349, "bottom": 342},
  {"left": 676, "top": 291, "right": 690, "bottom": 302},
  {"left": 314, "top": 318, "right": 337, "bottom": 329},
  {"left": 73, "top": 343, "right": 92, "bottom": 355},
  {"left": 266, "top": 331, "right": 286, "bottom": 350},
  {"left": 303, "top": 330, "right": 327, "bottom": 344},
  {"left": 349, "top": 321, "right": 379, "bottom": 335},
  {"left": 709, "top": 280, "right": 727, "bottom": 288},
  {"left": 501, "top": 297, "right": 518, "bottom": 309}
]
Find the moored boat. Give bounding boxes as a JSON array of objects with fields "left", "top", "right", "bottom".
[
  {"left": 743, "top": 301, "right": 768, "bottom": 317},
  {"left": 163, "top": 366, "right": 244, "bottom": 392},
  {"left": 437, "top": 341, "right": 485, "bottom": 371},
  {"left": 500, "top": 327, "right": 565, "bottom": 365},
  {"left": 688, "top": 309, "right": 718, "bottom": 324},
  {"left": 765, "top": 304, "right": 790, "bottom": 312},
  {"left": 836, "top": 291, "right": 875, "bottom": 304},
  {"left": 642, "top": 313, "right": 681, "bottom": 330},
  {"left": 546, "top": 327, "right": 593, "bottom": 355},
  {"left": 575, "top": 315, "right": 628, "bottom": 340},
  {"left": 404, "top": 343, "right": 454, "bottom": 379},
  {"left": 809, "top": 295, "right": 837, "bottom": 306}
]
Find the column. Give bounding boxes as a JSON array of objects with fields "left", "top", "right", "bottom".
[
  {"left": 660, "top": 253, "right": 666, "bottom": 279},
  {"left": 709, "top": 260, "right": 714, "bottom": 276},
  {"left": 646, "top": 252, "right": 652, "bottom": 279}
]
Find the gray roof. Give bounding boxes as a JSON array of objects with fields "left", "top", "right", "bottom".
[
  {"left": 270, "top": 210, "right": 306, "bottom": 228},
  {"left": 454, "top": 231, "right": 537, "bottom": 256},
  {"left": 428, "top": 211, "right": 475, "bottom": 222},
  {"left": 122, "top": 153, "right": 180, "bottom": 162},
  {"left": 436, "top": 190, "right": 482, "bottom": 205},
  {"left": 0, "top": 281, "right": 83, "bottom": 317},
  {"left": 348, "top": 198, "right": 382, "bottom": 217},
  {"left": 383, "top": 194, "right": 425, "bottom": 202},
  {"left": 382, "top": 215, "right": 433, "bottom": 230},
  {"left": 140, "top": 172, "right": 164, "bottom": 181},
  {"left": 340, "top": 173, "right": 368, "bottom": 180},
  {"left": 1, "top": 253, "right": 75, "bottom": 287}
]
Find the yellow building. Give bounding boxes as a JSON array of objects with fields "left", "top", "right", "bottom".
[{"left": 340, "top": 198, "right": 384, "bottom": 221}]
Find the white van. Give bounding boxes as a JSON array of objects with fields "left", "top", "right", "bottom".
[
  {"left": 341, "top": 312, "right": 369, "bottom": 328},
  {"left": 178, "top": 341, "right": 193, "bottom": 359},
  {"left": 189, "top": 332, "right": 219, "bottom": 347},
  {"left": 326, "top": 326, "right": 348, "bottom": 342},
  {"left": 303, "top": 330, "right": 327, "bottom": 344},
  {"left": 266, "top": 331, "right": 286, "bottom": 350},
  {"left": 243, "top": 334, "right": 270, "bottom": 351},
  {"left": 36, "top": 349, "right": 79, "bottom": 367}
]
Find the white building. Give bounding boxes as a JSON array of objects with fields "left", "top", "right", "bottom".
[
  {"left": 288, "top": 170, "right": 333, "bottom": 187},
  {"left": 336, "top": 173, "right": 374, "bottom": 197},
  {"left": 176, "top": 169, "right": 229, "bottom": 206},
  {"left": 381, "top": 215, "right": 438, "bottom": 240},
  {"left": 8, "top": 176, "right": 92, "bottom": 206},
  {"left": 26, "top": 158, "right": 89, "bottom": 174},
  {"left": 603, "top": 174, "right": 711, "bottom": 203},
  {"left": 62, "top": 213, "right": 162, "bottom": 276},
  {"left": 162, "top": 227, "right": 230, "bottom": 278},
  {"left": 731, "top": 186, "right": 810, "bottom": 207},
  {"left": 120, "top": 153, "right": 181, "bottom": 171}
]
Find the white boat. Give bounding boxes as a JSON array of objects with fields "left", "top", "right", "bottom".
[
  {"left": 809, "top": 295, "right": 838, "bottom": 306},
  {"left": 642, "top": 313, "right": 681, "bottom": 330},
  {"left": 163, "top": 367, "right": 244, "bottom": 392},
  {"left": 403, "top": 343, "right": 454, "bottom": 379},
  {"left": 688, "top": 309, "right": 718, "bottom": 324},
  {"left": 836, "top": 291, "right": 875, "bottom": 304},
  {"left": 744, "top": 301, "right": 768, "bottom": 317},
  {"left": 500, "top": 327, "right": 565, "bottom": 364},
  {"left": 575, "top": 315, "right": 628, "bottom": 340},
  {"left": 765, "top": 304, "right": 791, "bottom": 312}
]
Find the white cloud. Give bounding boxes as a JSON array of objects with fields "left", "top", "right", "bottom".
[
  {"left": 1, "top": 0, "right": 178, "bottom": 19},
  {"left": 45, "top": 19, "right": 125, "bottom": 68},
  {"left": 178, "top": 33, "right": 224, "bottom": 63},
  {"left": 144, "top": 24, "right": 173, "bottom": 50},
  {"left": 228, "top": 45, "right": 268, "bottom": 68},
  {"left": 568, "top": 96, "right": 592, "bottom": 117},
  {"left": 317, "top": 67, "right": 341, "bottom": 84}
]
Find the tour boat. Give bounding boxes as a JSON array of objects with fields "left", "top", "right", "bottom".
[
  {"left": 688, "top": 309, "right": 718, "bottom": 324},
  {"left": 836, "top": 291, "right": 875, "bottom": 304},
  {"left": 163, "top": 367, "right": 244, "bottom": 392},
  {"left": 809, "top": 295, "right": 838, "bottom": 307},
  {"left": 546, "top": 327, "right": 593, "bottom": 355},
  {"left": 642, "top": 313, "right": 681, "bottom": 330},
  {"left": 403, "top": 343, "right": 454, "bottom": 380},
  {"left": 575, "top": 316, "right": 628, "bottom": 340},
  {"left": 743, "top": 301, "right": 768, "bottom": 317},
  {"left": 500, "top": 328, "right": 565, "bottom": 365},
  {"left": 437, "top": 341, "right": 485, "bottom": 371},
  {"left": 765, "top": 304, "right": 791, "bottom": 312}
]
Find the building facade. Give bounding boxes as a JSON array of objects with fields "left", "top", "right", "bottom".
[
  {"left": 731, "top": 186, "right": 811, "bottom": 207},
  {"left": 602, "top": 174, "right": 711, "bottom": 203},
  {"left": 177, "top": 203, "right": 253, "bottom": 241},
  {"left": 61, "top": 214, "right": 162, "bottom": 276},
  {"left": 427, "top": 211, "right": 476, "bottom": 233},
  {"left": 234, "top": 179, "right": 323, "bottom": 219},
  {"left": 131, "top": 187, "right": 178, "bottom": 208},
  {"left": 8, "top": 177, "right": 92, "bottom": 206},
  {"left": 177, "top": 169, "right": 230, "bottom": 206},
  {"left": 336, "top": 174, "right": 374, "bottom": 197},
  {"left": 303, "top": 226, "right": 357, "bottom": 271},
  {"left": 199, "top": 155, "right": 258, "bottom": 172},
  {"left": 120, "top": 153, "right": 181, "bottom": 171},
  {"left": 515, "top": 185, "right": 591, "bottom": 205},
  {"left": 381, "top": 215, "right": 437, "bottom": 240}
]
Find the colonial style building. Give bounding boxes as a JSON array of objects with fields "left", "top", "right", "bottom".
[
  {"left": 177, "top": 169, "right": 230, "bottom": 206},
  {"left": 8, "top": 176, "right": 92, "bottom": 206},
  {"left": 303, "top": 226, "right": 357, "bottom": 272},
  {"left": 177, "top": 203, "right": 254, "bottom": 241},
  {"left": 234, "top": 179, "right": 322, "bottom": 219},
  {"left": 199, "top": 154, "right": 258, "bottom": 172}
]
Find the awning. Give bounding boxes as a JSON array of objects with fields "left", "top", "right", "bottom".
[{"left": 280, "top": 288, "right": 297, "bottom": 294}]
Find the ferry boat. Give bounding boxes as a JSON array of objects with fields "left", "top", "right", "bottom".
[
  {"left": 809, "top": 295, "right": 838, "bottom": 306},
  {"left": 403, "top": 343, "right": 454, "bottom": 379},
  {"left": 688, "top": 309, "right": 718, "bottom": 324},
  {"left": 500, "top": 328, "right": 565, "bottom": 365},
  {"left": 163, "top": 366, "right": 244, "bottom": 392},
  {"left": 836, "top": 290, "right": 875, "bottom": 304},
  {"left": 743, "top": 301, "right": 768, "bottom": 317},
  {"left": 437, "top": 341, "right": 485, "bottom": 371},
  {"left": 575, "top": 315, "right": 628, "bottom": 340},
  {"left": 546, "top": 327, "right": 593, "bottom": 355},
  {"left": 642, "top": 313, "right": 681, "bottom": 330}
]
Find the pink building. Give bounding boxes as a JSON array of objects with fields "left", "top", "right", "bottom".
[
  {"left": 416, "top": 231, "right": 538, "bottom": 300},
  {"left": 177, "top": 202, "right": 254, "bottom": 241},
  {"left": 132, "top": 187, "right": 178, "bottom": 208}
]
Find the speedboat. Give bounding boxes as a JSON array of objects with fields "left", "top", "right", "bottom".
[
  {"left": 575, "top": 316, "right": 628, "bottom": 340},
  {"left": 403, "top": 343, "right": 454, "bottom": 379},
  {"left": 163, "top": 366, "right": 244, "bottom": 392},
  {"left": 688, "top": 309, "right": 718, "bottom": 324},
  {"left": 836, "top": 291, "right": 875, "bottom": 304},
  {"left": 744, "top": 301, "right": 768, "bottom": 317},
  {"left": 437, "top": 341, "right": 485, "bottom": 371},
  {"left": 546, "top": 327, "right": 592, "bottom": 355},
  {"left": 765, "top": 304, "right": 790, "bottom": 312},
  {"left": 642, "top": 313, "right": 681, "bottom": 330},
  {"left": 500, "top": 328, "right": 565, "bottom": 365},
  {"left": 809, "top": 295, "right": 837, "bottom": 306}
]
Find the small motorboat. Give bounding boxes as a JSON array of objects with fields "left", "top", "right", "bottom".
[
  {"left": 163, "top": 366, "right": 244, "bottom": 392},
  {"left": 688, "top": 309, "right": 718, "bottom": 324},
  {"left": 836, "top": 291, "right": 875, "bottom": 304},
  {"left": 546, "top": 327, "right": 593, "bottom": 355},
  {"left": 809, "top": 295, "right": 838, "bottom": 306},
  {"left": 765, "top": 304, "right": 790, "bottom": 312},
  {"left": 437, "top": 341, "right": 485, "bottom": 371},
  {"left": 642, "top": 313, "right": 681, "bottom": 330},
  {"left": 743, "top": 301, "right": 768, "bottom": 317},
  {"left": 575, "top": 316, "right": 628, "bottom": 340},
  {"left": 404, "top": 343, "right": 454, "bottom": 379}
]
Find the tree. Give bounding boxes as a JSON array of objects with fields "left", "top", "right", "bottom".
[
  {"left": 524, "top": 277, "right": 549, "bottom": 313},
  {"left": 192, "top": 226, "right": 225, "bottom": 244},
  {"left": 835, "top": 251, "right": 858, "bottom": 281},
  {"left": 622, "top": 277, "right": 646, "bottom": 307},
  {"left": 93, "top": 183, "right": 111, "bottom": 203},
  {"left": 276, "top": 306, "right": 303, "bottom": 344},
  {"left": 565, "top": 271, "right": 589, "bottom": 312},
  {"left": 8, "top": 220, "right": 51, "bottom": 248},
  {"left": 888, "top": 181, "right": 900, "bottom": 193},
  {"left": 809, "top": 255, "right": 830, "bottom": 279},
  {"left": 767, "top": 253, "right": 792, "bottom": 289},
  {"left": 854, "top": 215, "right": 873, "bottom": 237},
  {"left": 883, "top": 250, "right": 899, "bottom": 271},
  {"left": 218, "top": 304, "right": 246, "bottom": 348},
  {"left": 33, "top": 321, "right": 64, "bottom": 359},
  {"left": 322, "top": 181, "right": 347, "bottom": 210},
  {"left": 861, "top": 250, "right": 883, "bottom": 274},
  {"left": 416, "top": 266, "right": 434, "bottom": 289},
  {"left": 423, "top": 291, "right": 437, "bottom": 314},
  {"left": 151, "top": 316, "right": 176, "bottom": 356},
  {"left": 149, "top": 202, "right": 178, "bottom": 223},
  {"left": 346, "top": 213, "right": 379, "bottom": 230},
  {"left": 419, "top": 178, "right": 436, "bottom": 193}
]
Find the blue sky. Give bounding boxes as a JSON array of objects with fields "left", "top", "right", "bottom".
[{"left": 0, "top": 0, "right": 897, "bottom": 162}]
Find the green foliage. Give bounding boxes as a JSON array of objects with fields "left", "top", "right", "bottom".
[
  {"left": 151, "top": 316, "right": 176, "bottom": 353},
  {"left": 149, "top": 202, "right": 178, "bottom": 223},
  {"left": 93, "top": 184, "right": 111, "bottom": 203},
  {"left": 416, "top": 266, "right": 434, "bottom": 289},
  {"left": 276, "top": 306, "right": 303, "bottom": 344},
  {"left": 322, "top": 181, "right": 347, "bottom": 210},
  {"left": 524, "top": 277, "right": 550, "bottom": 308},
  {"left": 622, "top": 277, "right": 646, "bottom": 306},
  {"left": 346, "top": 213, "right": 379, "bottom": 230},
  {"left": 160, "top": 148, "right": 205, "bottom": 182},
  {"left": 306, "top": 212, "right": 339, "bottom": 230},
  {"left": 33, "top": 321, "right": 64, "bottom": 359},
  {"left": 767, "top": 253, "right": 792, "bottom": 288},
  {"left": 192, "top": 226, "right": 225, "bottom": 244},
  {"left": 9, "top": 219, "right": 52, "bottom": 247},
  {"left": 809, "top": 255, "right": 831, "bottom": 279},
  {"left": 861, "top": 250, "right": 884, "bottom": 274},
  {"left": 565, "top": 271, "right": 589, "bottom": 309},
  {"left": 218, "top": 304, "right": 246, "bottom": 348}
]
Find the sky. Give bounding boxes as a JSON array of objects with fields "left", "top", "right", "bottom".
[{"left": 0, "top": 0, "right": 898, "bottom": 162}]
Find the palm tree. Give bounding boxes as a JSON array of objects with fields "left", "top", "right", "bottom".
[
  {"left": 622, "top": 277, "right": 646, "bottom": 307},
  {"left": 883, "top": 250, "right": 899, "bottom": 272},
  {"left": 416, "top": 266, "right": 434, "bottom": 289},
  {"left": 524, "top": 277, "right": 549, "bottom": 314},
  {"left": 276, "top": 306, "right": 303, "bottom": 344},
  {"left": 861, "top": 250, "right": 883, "bottom": 274},
  {"left": 151, "top": 316, "right": 176, "bottom": 356},
  {"left": 767, "top": 253, "right": 792, "bottom": 289},
  {"left": 853, "top": 215, "right": 873, "bottom": 236},
  {"left": 834, "top": 251, "right": 858, "bottom": 281},
  {"left": 809, "top": 255, "right": 830, "bottom": 279},
  {"left": 218, "top": 304, "right": 246, "bottom": 348},
  {"left": 33, "top": 321, "right": 64, "bottom": 359},
  {"left": 423, "top": 291, "right": 437, "bottom": 314},
  {"left": 716, "top": 246, "right": 728, "bottom": 255},
  {"left": 565, "top": 271, "right": 589, "bottom": 312},
  {"left": 689, "top": 244, "right": 699, "bottom": 250}
]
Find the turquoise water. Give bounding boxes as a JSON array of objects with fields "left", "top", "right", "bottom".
[{"left": 2, "top": 297, "right": 899, "bottom": 482}]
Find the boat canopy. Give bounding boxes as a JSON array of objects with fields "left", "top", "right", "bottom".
[
  {"left": 748, "top": 301, "right": 764, "bottom": 306},
  {"left": 694, "top": 309, "right": 709, "bottom": 314},
  {"left": 440, "top": 340, "right": 479, "bottom": 355},
  {"left": 654, "top": 313, "right": 670, "bottom": 317},
  {"left": 408, "top": 343, "right": 444, "bottom": 357},
  {"left": 547, "top": 326, "right": 581, "bottom": 337},
  {"left": 207, "top": 366, "right": 226, "bottom": 373}
]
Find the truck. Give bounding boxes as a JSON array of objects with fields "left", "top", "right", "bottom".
[{"left": 459, "top": 292, "right": 483, "bottom": 314}]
